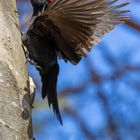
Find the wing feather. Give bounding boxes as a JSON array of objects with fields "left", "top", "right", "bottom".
[{"left": 31, "top": 0, "right": 129, "bottom": 63}]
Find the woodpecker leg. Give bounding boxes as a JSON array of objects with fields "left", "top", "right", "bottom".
[
  {"left": 21, "top": 44, "right": 34, "bottom": 64},
  {"left": 21, "top": 32, "right": 35, "bottom": 64}
]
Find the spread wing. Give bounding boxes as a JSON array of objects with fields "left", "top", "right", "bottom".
[{"left": 30, "top": 0, "right": 129, "bottom": 64}]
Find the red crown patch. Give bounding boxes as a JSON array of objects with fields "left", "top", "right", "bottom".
[{"left": 48, "top": 0, "right": 54, "bottom": 3}]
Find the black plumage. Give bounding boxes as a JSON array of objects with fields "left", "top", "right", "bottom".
[
  {"left": 22, "top": 0, "right": 129, "bottom": 124},
  {"left": 22, "top": 0, "right": 63, "bottom": 124}
]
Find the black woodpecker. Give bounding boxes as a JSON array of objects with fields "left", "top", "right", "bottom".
[{"left": 22, "top": 0, "right": 129, "bottom": 125}]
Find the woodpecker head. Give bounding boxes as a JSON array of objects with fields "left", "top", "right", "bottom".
[
  {"left": 31, "top": 0, "right": 55, "bottom": 16},
  {"left": 31, "top": 0, "right": 47, "bottom": 16},
  {"left": 31, "top": 0, "right": 47, "bottom": 7}
]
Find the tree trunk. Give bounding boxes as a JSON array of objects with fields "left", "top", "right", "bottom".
[{"left": 0, "top": 0, "right": 33, "bottom": 139}]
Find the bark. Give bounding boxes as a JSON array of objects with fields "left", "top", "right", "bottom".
[{"left": 0, "top": 1, "right": 33, "bottom": 140}]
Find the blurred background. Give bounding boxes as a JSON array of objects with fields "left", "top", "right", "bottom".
[{"left": 17, "top": 0, "right": 140, "bottom": 140}]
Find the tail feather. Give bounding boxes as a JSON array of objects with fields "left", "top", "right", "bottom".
[{"left": 40, "top": 64, "right": 63, "bottom": 125}]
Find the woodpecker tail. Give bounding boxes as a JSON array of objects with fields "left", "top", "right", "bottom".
[{"left": 39, "top": 63, "right": 63, "bottom": 125}]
